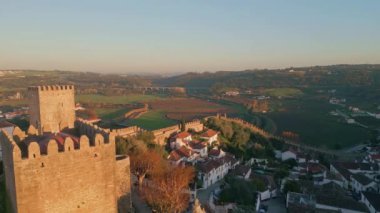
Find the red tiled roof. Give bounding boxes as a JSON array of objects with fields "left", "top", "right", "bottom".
[
  {"left": 188, "top": 140, "right": 206, "bottom": 150},
  {"left": 176, "top": 131, "right": 191, "bottom": 139},
  {"left": 177, "top": 145, "right": 192, "bottom": 158},
  {"left": 307, "top": 163, "right": 326, "bottom": 174},
  {"left": 201, "top": 129, "right": 217, "bottom": 138},
  {"left": 209, "top": 149, "right": 221, "bottom": 156},
  {"left": 168, "top": 150, "right": 182, "bottom": 161}
]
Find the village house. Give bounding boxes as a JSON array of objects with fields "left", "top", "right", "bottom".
[
  {"left": 361, "top": 192, "right": 380, "bottom": 213},
  {"left": 188, "top": 140, "right": 208, "bottom": 157},
  {"left": 200, "top": 129, "right": 218, "bottom": 145},
  {"left": 168, "top": 145, "right": 198, "bottom": 165},
  {"left": 197, "top": 154, "right": 238, "bottom": 188},
  {"left": 251, "top": 174, "right": 277, "bottom": 201},
  {"left": 208, "top": 148, "right": 226, "bottom": 159},
  {"left": 351, "top": 173, "right": 378, "bottom": 195},
  {"left": 230, "top": 165, "right": 251, "bottom": 180},
  {"left": 279, "top": 149, "right": 306, "bottom": 163},
  {"left": 172, "top": 131, "right": 192, "bottom": 149},
  {"left": 330, "top": 162, "right": 380, "bottom": 189}
]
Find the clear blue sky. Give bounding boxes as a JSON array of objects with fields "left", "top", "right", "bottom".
[{"left": 1, "top": 0, "right": 379, "bottom": 73}]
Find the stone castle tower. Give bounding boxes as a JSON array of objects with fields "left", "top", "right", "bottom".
[
  {"left": 28, "top": 85, "right": 75, "bottom": 134},
  {"left": 0, "top": 85, "right": 132, "bottom": 213}
]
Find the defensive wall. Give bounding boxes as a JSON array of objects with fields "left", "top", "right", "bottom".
[{"left": 0, "top": 119, "right": 132, "bottom": 213}]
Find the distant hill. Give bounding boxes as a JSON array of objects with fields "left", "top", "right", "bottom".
[{"left": 155, "top": 64, "right": 380, "bottom": 91}]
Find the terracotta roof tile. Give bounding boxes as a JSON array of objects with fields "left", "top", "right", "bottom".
[{"left": 201, "top": 129, "right": 218, "bottom": 138}]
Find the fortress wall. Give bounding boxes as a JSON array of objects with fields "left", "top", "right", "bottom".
[
  {"left": 112, "top": 126, "right": 141, "bottom": 138},
  {"left": 28, "top": 85, "right": 75, "bottom": 134},
  {"left": 0, "top": 130, "right": 21, "bottom": 213},
  {"left": 184, "top": 120, "right": 204, "bottom": 132},
  {"left": 8, "top": 134, "right": 119, "bottom": 213},
  {"left": 115, "top": 156, "right": 132, "bottom": 213},
  {"left": 152, "top": 125, "right": 180, "bottom": 145}
]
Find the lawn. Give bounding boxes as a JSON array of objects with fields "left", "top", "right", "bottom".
[
  {"left": 76, "top": 94, "right": 164, "bottom": 104},
  {"left": 121, "top": 111, "right": 177, "bottom": 130}
]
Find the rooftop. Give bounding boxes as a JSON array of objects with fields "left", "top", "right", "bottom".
[
  {"left": 351, "top": 173, "right": 374, "bottom": 186},
  {"left": 201, "top": 129, "right": 218, "bottom": 138},
  {"left": 176, "top": 131, "right": 191, "bottom": 139},
  {"left": 362, "top": 192, "right": 380, "bottom": 211}
]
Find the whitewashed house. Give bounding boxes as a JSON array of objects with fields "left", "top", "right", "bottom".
[
  {"left": 351, "top": 173, "right": 378, "bottom": 194},
  {"left": 200, "top": 129, "right": 218, "bottom": 145},
  {"left": 197, "top": 154, "right": 238, "bottom": 188},
  {"left": 173, "top": 131, "right": 192, "bottom": 149}
]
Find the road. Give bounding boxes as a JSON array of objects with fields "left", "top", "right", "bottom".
[
  {"left": 261, "top": 197, "right": 286, "bottom": 213},
  {"left": 196, "top": 181, "right": 223, "bottom": 205}
]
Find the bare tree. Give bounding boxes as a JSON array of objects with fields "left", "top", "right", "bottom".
[
  {"left": 130, "top": 150, "right": 162, "bottom": 189},
  {"left": 143, "top": 165, "right": 195, "bottom": 213}
]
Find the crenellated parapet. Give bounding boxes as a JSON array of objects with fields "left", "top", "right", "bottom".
[
  {"left": 111, "top": 126, "right": 142, "bottom": 138},
  {"left": 0, "top": 130, "right": 22, "bottom": 161},
  {"left": 183, "top": 119, "right": 204, "bottom": 132},
  {"left": 75, "top": 118, "right": 115, "bottom": 145},
  {"left": 28, "top": 85, "right": 74, "bottom": 92}
]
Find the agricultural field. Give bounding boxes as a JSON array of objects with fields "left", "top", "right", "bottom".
[
  {"left": 148, "top": 97, "right": 236, "bottom": 121},
  {"left": 76, "top": 94, "right": 164, "bottom": 104},
  {"left": 263, "top": 87, "right": 303, "bottom": 98},
  {"left": 266, "top": 98, "right": 371, "bottom": 149}
]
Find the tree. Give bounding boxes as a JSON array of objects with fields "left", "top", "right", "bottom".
[
  {"left": 143, "top": 166, "right": 195, "bottom": 213},
  {"left": 130, "top": 150, "right": 162, "bottom": 189},
  {"left": 283, "top": 180, "right": 301, "bottom": 194},
  {"left": 115, "top": 136, "right": 147, "bottom": 155}
]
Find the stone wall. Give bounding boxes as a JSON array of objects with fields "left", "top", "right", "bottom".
[
  {"left": 28, "top": 85, "right": 75, "bottom": 134},
  {"left": 184, "top": 120, "right": 204, "bottom": 132},
  {"left": 0, "top": 121, "right": 132, "bottom": 213},
  {"left": 152, "top": 125, "right": 180, "bottom": 145}
]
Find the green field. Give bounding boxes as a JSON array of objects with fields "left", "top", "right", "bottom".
[
  {"left": 76, "top": 94, "right": 164, "bottom": 104},
  {"left": 264, "top": 88, "right": 303, "bottom": 97},
  {"left": 267, "top": 98, "right": 371, "bottom": 149},
  {"left": 121, "top": 110, "right": 177, "bottom": 130},
  {"left": 95, "top": 108, "right": 133, "bottom": 120}
]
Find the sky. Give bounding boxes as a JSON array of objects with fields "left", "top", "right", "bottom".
[{"left": 1, "top": 1, "right": 380, "bottom": 74}]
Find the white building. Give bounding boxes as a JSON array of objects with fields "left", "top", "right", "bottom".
[
  {"left": 173, "top": 131, "right": 192, "bottom": 149},
  {"left": 197, "top": 154, "right": 238, "bottom": 188},
  {"left": 281, "top": 150, "right": 297, "bottom": 161},
  {"left": 200, "top": 129, "right": 218, "bottom": 145},
  {"left": 351, "top": 173, "right": 378, "bottom": 194}
]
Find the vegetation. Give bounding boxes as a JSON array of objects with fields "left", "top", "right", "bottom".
[
  {"left": 219, "top": 177, "right": 260, "bottom": 205},
  {"left": 205, "top": 117, "right": 275, "bottom": 160},
  {"left": 143, "top": 166, "right": 195, "bottom": 213},
  {"left": 283, "top": 180, "right": 301, "bottom": 194}
]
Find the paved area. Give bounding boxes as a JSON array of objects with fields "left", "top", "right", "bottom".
[
  {"left": 261, "top": 197, "right": 286, "bottom": 213},
  {"left": 196, "top": 181, "right": 223, "bottom": 205},
  {"left": 131, "top": 175, "right": 152, "bottom": 213}
]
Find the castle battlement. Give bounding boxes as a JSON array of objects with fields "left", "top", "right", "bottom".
[{"left": 28, "top": 85, "right": 74, "bottom": 92}]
